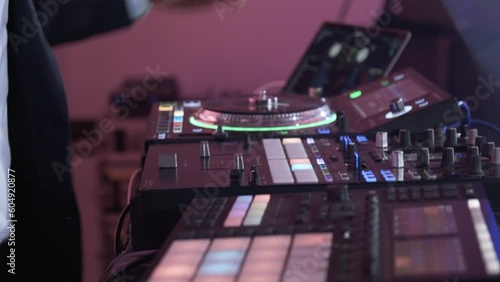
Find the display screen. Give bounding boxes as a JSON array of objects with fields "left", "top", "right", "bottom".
[{"left": 283, "top": 22, "right": 411, "bottom": 97}]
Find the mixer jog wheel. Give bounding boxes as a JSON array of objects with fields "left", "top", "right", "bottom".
[{"left": 190, "top": 93, "right": 337, "bottom": 132}]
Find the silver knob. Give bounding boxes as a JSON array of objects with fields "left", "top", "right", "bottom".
[
  {"left": 376, "top": 132, "right": 388, "bottom": 148},
  {"left": 467, "top": 128, "right": 478, "bottom": 145},
  {"left": 391, "top": 151, "right": 404, "bottom": 168},
  {"left": 200, "top": 141, "right": 210, "bottom": 158},
  {"left": 491, "top": 148, "right": 500, "bottom": 165}
]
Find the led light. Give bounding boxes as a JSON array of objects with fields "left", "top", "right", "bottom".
[
  {"left": 189, "top": 114, "right": 337, "bottom": 132},
  {"left": 349, "top": 90, "right": 362, "bottom": 99},
  {"left": 380, "top": 80, "right": 390, "bottom": 87}
]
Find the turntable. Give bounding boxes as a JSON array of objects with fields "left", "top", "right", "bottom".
[
  {"left": 190, "top": 91, "right": 336, "bottom": 132},
  {"left": 144, "top": 68, "right": 461, "bottom": 146}
]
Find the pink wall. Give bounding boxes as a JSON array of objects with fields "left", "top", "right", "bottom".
[{"left": 53, "top": 0, "right": 385, "bottom": 119}]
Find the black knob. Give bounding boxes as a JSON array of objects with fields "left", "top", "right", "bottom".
[
  {"left": 249, "top": 165, "right": 260, "bottom": 186},
  {"left": 416, "top": 148, "right": 430, "bottom": 168},
  {"left": 475, "top": 136, "right": 487, "bottom": 153},
  {"left": 338, "top": 115, "right": 349, "bottom": 133},
  {"left": 470, "top": 155, "right": 483, "bottom": 175},
  {"left": 467, "top": 146, "right": 480, "bottom": 165},
  {"left": 230, "top": 169, "right": 242, "bottom": 186},
  {"left": 425, "top": 128, "right": 435, "bottom": 147},
  {"left": 444, "top": 128, "right": 458, "bottom": 147},
  {"left": 399, "top": 129, "right": 411, "bottom": 147},
  {"left": 441, "top": 147, "right": 455, "bottom": 168},
  {"left": 483, "top": 142, "right": 495, "bottom": 158},
  {"left": 389, "top": 98, "right": 405, "bottom": 113},
  {"left": 347, "top": 143, "right": 358, "bottom": 158}
]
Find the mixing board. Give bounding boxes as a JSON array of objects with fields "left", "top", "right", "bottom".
[
  {"left": 131, "top": 127, "right": 500, "bottom": 250},
  {"left": 144, "top": 68, "right": 461, "bottom": 145},
  {"left": 139, "top": 181, "right": 500, "bottom": 282}
]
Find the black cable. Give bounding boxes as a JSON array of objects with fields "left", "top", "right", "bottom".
[{"left": 114, "top": 204, "right": 130, "bottom": 257}]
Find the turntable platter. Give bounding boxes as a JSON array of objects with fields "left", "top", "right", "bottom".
[{"left": 190, "top": 94, "right": 337, "bottom": 131}]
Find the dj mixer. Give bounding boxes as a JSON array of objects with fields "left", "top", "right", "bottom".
[
  {"left": 106, "top": 21, "right": 500, "bottom": 282},
  {"left": 131, "top": 126, "right": 500, "bottom": 250},
  {"left": 139, "top": 181, "right": 500, "bottom": 282}
]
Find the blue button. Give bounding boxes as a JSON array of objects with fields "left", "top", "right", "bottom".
[
  {"left": 384, "top": 176, "right": 396, "bottom": 182},
  {"left": 317, "top": 128, "right": 331, "bottom": 134},
  {"left": 365, "top": 177, "right": 377, "bottom": 183},
  {"left": 356, "top": 135, "right": 368, "bottom": 143},
  {"left": 325, "top": 174, "right": 333, "bottom": 181},
  {"left": 173, "top": 116, "right": 183, "bottom": 122}
]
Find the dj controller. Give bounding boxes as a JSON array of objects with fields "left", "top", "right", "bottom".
[
  {"left": 110, "top": 23, "right": 500, "bottom": 282},
  {"left": 139, "top": 181, "right": 500, "bottom": 282}
]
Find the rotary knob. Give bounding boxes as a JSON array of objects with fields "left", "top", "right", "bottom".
[
  {"left": 491, "top": 148, "right": 500, "bottom": 165},
  {"left": 398, "top": 129, "right": 411, "bottom": 147},
  {"left": 444, "top": 128, "right": 458, "bottom": 147},
  {"left": 376, "top": 132, "right": 388, "bottom": 148},
  {"left": 391, "top": 151, "right": 404, "bottom": 168},
  {"left": 416, "top": 148, "right": 430, "bottom": 168},
  {"left": 441, "top": 147, "right": 455, "bottom": 168},
  {"left": 389, "top": 98, "right": 405, "bottom": 113}
]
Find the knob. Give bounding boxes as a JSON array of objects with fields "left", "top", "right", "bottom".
[
  {"left": 475, "top": 136, "right": 486, "bottom": 152},
  {"left": 425, "top": 128, "right": 435, "bottom": 147},
  {"left": 470, "top": 155, "right": 483, "bottom": 175},
  {"left": 441, "top": 147, "right": 455, "bottom": 168},
  {"left": 467, "top": 129, "right": 478, "bottom": 145},
  {"left": 444, "top": 128, "right": 458, "bottom": 147},
  {"left": 416, "top": 148, "right": 430, "bottom": 168},
  {"left": 491, "top": 148, "right": 500, "bottom": 165},
  {"left": 230, "top": 169, "right": 242, "bottom": 186},
  {"left": 213, "top": 124, "right": 228, "bottom": 140},
  {"left": 338, "top": 115, "right": 349, "bottom": 133},
  {"left": 234, "top": 153, "right": 244, "bottom": 171},
  {"left": 389, "top": 98, "right": 405, "bottom": 113},
  {"left": 200, "top": 141, "right": 210, "bottom": 158},
  {"left": 467, "top": 146, "right": 480, "bottom": 165},
  {"left": 375, "top": 132, "right": 388, "bottom": 148},
  {"left": 249, "top": 165, "right": 260, "bottom": 185},
  {"left": 483, "top": 142, "right": 495, "bottom": 158},
  {"left": 398, "top": 129, "right": 411, "bottom": 147},
  {"left": 391, "top": 151, "right": 404, "bottom": 168}
]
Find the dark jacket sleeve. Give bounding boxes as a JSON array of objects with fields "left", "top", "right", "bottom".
[{"left": 33, "top": 0, "right": 135, "bottom": 46}]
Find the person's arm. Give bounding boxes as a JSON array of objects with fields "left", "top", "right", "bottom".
[{"left": 34, "top": 0, "right": 151, "bottom": 46}]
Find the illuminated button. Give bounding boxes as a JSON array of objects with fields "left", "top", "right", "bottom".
[
  {"left": 349, "top": 90, "right": 362, "bottom": 99},
  {"left": 356, "top": 135, "right": 368, "bottom": 143},
  {"left": 317, "top": 128, "right": 331, "bottom": 134},
  {"left": 380, "top": 80, "right": 389, "bottom": 87},
  {"left": 393, "top": 73, "right": 405, "bottom": 81}
]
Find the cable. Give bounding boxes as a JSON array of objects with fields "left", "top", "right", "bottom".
[
  {"left": 458, "top": 100, "right": 471, "bottom": 128},
  {"left": 115, "top": 204, "right": 130, "bottom": 257},
  {"left": 470, "top": 118, "right": 500, "bottom": 136},
  {"left": 127, "top": 168, "right": 141, "bottom": 205}
]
